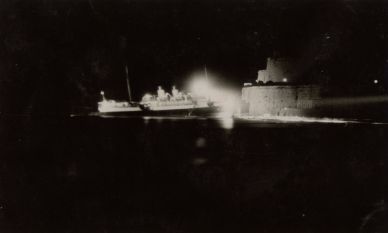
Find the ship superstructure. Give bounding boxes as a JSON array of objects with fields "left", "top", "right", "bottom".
[
  {"left": 139, "top": 86, "right": 218, "bottom": 116},
  {"left": 97, "top": 91, "right": 141, "bottom": 113}
]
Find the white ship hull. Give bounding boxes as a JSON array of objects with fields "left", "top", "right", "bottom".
[{"left": 97, "top": 100, "right": 141, "bottom": 114}]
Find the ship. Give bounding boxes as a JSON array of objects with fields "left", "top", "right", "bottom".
[
  {"left": 138, "top": 85, "right": 220, "bottom": 116},
  {"left": 97, "top": 66, "right": 221, "bottom": 117},
  {"left": 97, "top": 65, "right": 142, "bottom": 115},
  {"left": 97, "top": 92, "right": 141, "bottom": 114}
]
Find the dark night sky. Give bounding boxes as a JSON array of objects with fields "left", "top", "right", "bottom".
[{"left": 0, "top": 0, "right": 387, "bottom": 114}]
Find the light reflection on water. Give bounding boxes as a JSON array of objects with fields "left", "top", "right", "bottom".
[
  {"left": 141, "top": 115, "right": 235, "bottom": 129},
  {"left": 142, "top": 115, "right": 235, "bottom": 129},
  {"left": 219, "top": 117, "right": 234, "bottom": 129},
  {"left": 80, "top": 113, "right": 388, "bottom": 128},
  {"left": 236, "top": 115, "right": 388, "bottom": 125},
  {"left": 96, "top": 115, "right": 237, "bottom": 129}
]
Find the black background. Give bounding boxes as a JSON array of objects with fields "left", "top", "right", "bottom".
[{"left": 0, "top": 0, "right": 387, "bottom": 114}]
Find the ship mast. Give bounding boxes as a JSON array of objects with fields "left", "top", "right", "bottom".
[
  {"left": 125, "top": 65, "right": 132, "bottom": 102},
  {"left": 204, "top": 65, "right": 210, "bottom": 101},
  {"left": 204, "top": 65, "right": 208, "bottom": 83}
]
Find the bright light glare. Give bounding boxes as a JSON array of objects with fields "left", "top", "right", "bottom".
[
  {"left": 189, "top": 78, "right": 212, "bottom": 97},
  {"left": 220, "top": 117, "right": 234, "bottom": 129},
  {"left": 188, "top": 74, "right": 240, "bottom": 116},
  {"left": 210, "top": 89, "right": 239, "bottom": 116}
]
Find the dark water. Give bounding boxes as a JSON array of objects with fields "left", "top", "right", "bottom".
[{"left": 0, "top": 115, "right": 387, "bottom": 233}]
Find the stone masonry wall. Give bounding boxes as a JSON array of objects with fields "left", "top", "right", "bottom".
[{"left": 241, "top": 85, "right": 321, "bottom": 116}]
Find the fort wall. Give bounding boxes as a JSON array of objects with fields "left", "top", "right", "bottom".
[{"left": 241, "top": 85, "right": 321, "bottom": 116}]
